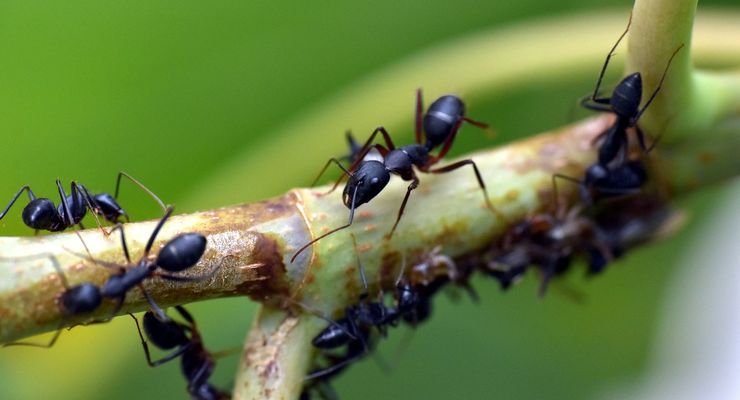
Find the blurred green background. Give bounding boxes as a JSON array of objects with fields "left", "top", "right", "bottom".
[{"left": 0, "top": 1, "right": 738, "bottom": 399}]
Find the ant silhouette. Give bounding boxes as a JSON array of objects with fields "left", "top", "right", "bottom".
[
  {"left": 130, "top": 306, "right": 231, "bottom": 400},
  {"left": 3, "top": 206, "right": 214, "bottom": 348},
  {"left": 291, "top": 89, "right": 495, "bottom": 263},
  {"left": 0, "top": 172, "right": 166, "bottom": 234},
  {"left": 554, "top": 15, "right": 683, "bottom": 205}
]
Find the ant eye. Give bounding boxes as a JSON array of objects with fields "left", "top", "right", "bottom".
[{"left": 370, "top": 177, "right": 379, "bottom": 185}]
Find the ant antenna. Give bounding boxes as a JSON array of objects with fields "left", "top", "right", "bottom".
[
  {"left": 633, "top": 44, "right": 685, "bottom": 122},
  {"left": 290, "top": 185, "right": 359, "bottom": 264},
  {"left": 351, "top": 234, "right": 369, "bottom": 298},
  {"left": 310, "top": 158, "right": 353, "bottom": 189},
  {"left": 114, "top": 172, "right": 168, "bottom": 214},
  {"left": 590, "top": 12, "right": 633, "bottom": 100},
  {"left": 0, "top": 186, "right": 34, "bottom": 220}
]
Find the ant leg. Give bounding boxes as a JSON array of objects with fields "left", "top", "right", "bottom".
[
  {"left": 310, "top": 158, "right": 352, "bottom": 193},
  {"left": 0, "top": 185, "right": 36, "bottom": 220},
  {"left": 429, "top": 118, "right": 463, "bottom": 162},
  {"left": 580, "top": 98, "right": 613, "bottom": 113},
  {"left": 115, "top": 171, "right": 167, "bottom": 215},
  {"left": 71, "top": 182, "right": 110, "bottom": 235},
  {"left": 174, "top": 305, "right": 196, "bottom": 326},
  {"left": 351, "top": 234, "right": 369, "bottom": 299},
  {"left": 586, "top": 12, "right": 633, "bottom": 103},
  {"left": 290, "top": 185, "right": 359, "bottom": 263},
  {"left": 305, "top": 339, "right": 368, "bottom": 381},
  {"left": 142, "top": 206, "right": 175, "bottom": 257},
  {"left": 108, "top": 224, "right": 133, "bottom": 263},
  {"left": 140, "top": 286, "right": 168, "bottom": 322},
  {"left": 386, "top": 176, "right": 419, "bottom": 238},
  {"left": 633, "top": 44, "right": 685, "bottom": 123},
  {"left": 551, "top": 173, "right": 583, "bottom": 210},
  {"left": 428, "top": 159, "right": 501, "bottom": 219},
  {"left": 156, "top": 259, "right": 233, "bottom": 282},
  {"left": 415, "top": 88, "right": 423, "bottom": 144},
  {"left": 129, "top": 313, "right": 191, "bottom": 366},
  {"left": 345, "top": 126, "right": 397, "bottom": 174},
  {"left": 56, "top": 179, "right": 77, "bottom": 228},
  {"left": 2, "top": 322, "right": 64, "bottom": 348}
]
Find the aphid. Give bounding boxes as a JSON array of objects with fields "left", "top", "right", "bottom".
[
  {"left": 3, "top": 207, "right": 213, "bottom": 348},
  {"left": 130, "top": 306, "right": 230, "bottom": 400},
  {"left": 292, "top": 89, "right": 494, "bottom": 263},
  {"left": 0, "top": 172, "right": 165, "bottom": 234},
  {"left": 486, "top": 205, "right": 613, "bottom": 296}
]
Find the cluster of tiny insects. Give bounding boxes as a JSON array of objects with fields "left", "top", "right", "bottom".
[
  {"left": 1, "top": 11, "right": 686, "bottom": 400},
  {"left": 298, "top": 13, "right": 683, "bottom": 399},
  {"left": 1, "top": 174, "right": 229, "bottom": 400}
]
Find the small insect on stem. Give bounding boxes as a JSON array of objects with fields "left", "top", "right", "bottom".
[
  {"left": 0, "top": 172, "right": 166, "bottom": 236},
  {"left": 291, "top": 89, "right": 499, "bottom": 268},
  {"left": 2, "top": 206, "right": 216, "bottom": 348}
]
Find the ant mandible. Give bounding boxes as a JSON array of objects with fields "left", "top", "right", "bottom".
[
  {"left": 3, "top": 206, "right": 213, "bottom": 348},
  {"left": 130, "top": 306, "right": 231, "bottom": 400},
  {"left": 0, "top": 172, "right": 166, "bottom": 234},
  {"left": 291, "top": 89, "right": 495, "bottom": 263}
]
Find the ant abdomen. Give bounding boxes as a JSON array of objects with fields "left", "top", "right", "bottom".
[
  {"left": 22, "top": 199, "right": 60, "bottom": 230},
  {"left": 156, "top": 233, "right": 208, "bottom": 272},
  {"left": 60, "top": 284, "right": 102, "bottom": 314},
  {"left": 423, "top": 95, "right": 465, "bottom": 148}
]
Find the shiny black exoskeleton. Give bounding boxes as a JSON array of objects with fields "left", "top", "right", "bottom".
[
  {"left": 4, "top": 207, "right": 212, "bottom": 348},
  {"left": 580, "top": 15, "right": 682, "bottom": 166},
  {"left": 0, "top": 172, "right": 165, "bottom": 234},
  {"left": 291, "top": 89, "right": 493, "bottom": 263},
  {"left": 557, "top": 16, "right": 683, "bottom": 206},
  {"left": 131, "top": 306, "right": 230, "bottom": 400}
]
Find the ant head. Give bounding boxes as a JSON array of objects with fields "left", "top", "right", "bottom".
[
  {"left": 142, "top": 311, "right": 189, "bottom": 349},
  {"left": 423, "top": 95, "right": 465, "bottom": 148},
  {"left": 342, "top": 161, "right": 390, "bottom": 209},
  {"left": 21, "top": 198, "right": 59, "bottom": 229},
  {"left": 92, "top": 193, "right": 127, "bottom": 223},
  {"left": 611, "top": 72, "right": 642, "bottom": 119},
  {"left": 61, "top": 283, "right": 102, "bottom": 315},
  {"left": 156, "top": 233, "right": 207, "bottom": 272}
]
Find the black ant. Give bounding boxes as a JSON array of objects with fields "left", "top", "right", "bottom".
[
  {"left": 0, "top": 172, "right": 165, "bottom": 234},
  {"left": 3, "top": 206, "right": 214, "bottom": 348},
  {"left": 553, "top": 14, "right": 683, "bottom": 205},
  {"left": 130, "top": 306, "right": 230, "bottom": 400},
  {"left": 291, "top": 89, "right": 494, "bottom": 262}
]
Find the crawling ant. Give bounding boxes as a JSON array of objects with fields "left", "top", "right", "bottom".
[
  {"left": 580, "top": 14, "right": 682, "bottom": 165},
  {"left": 291, "top": 89, "right": 494, "bottom": 262},
  {"left": 4, "top": 207, "right": 213, "bottom": 348},
  {"left": 554, "top": 15, "right": 683, "bottom": 205},
  {"left": 0, "top": 172, "right": 165, "bottom": 234},
  {"left": 130, "top": 306, "right": 230, "bottom": 400}
]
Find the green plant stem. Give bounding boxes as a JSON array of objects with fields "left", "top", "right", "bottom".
[{"left": 0, "top": 6, "right": 739, "bottom": 400}]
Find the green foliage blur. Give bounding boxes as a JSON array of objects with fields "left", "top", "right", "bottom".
[{"left": 0, "top": 1, "right": 737, "bottom": 399}]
